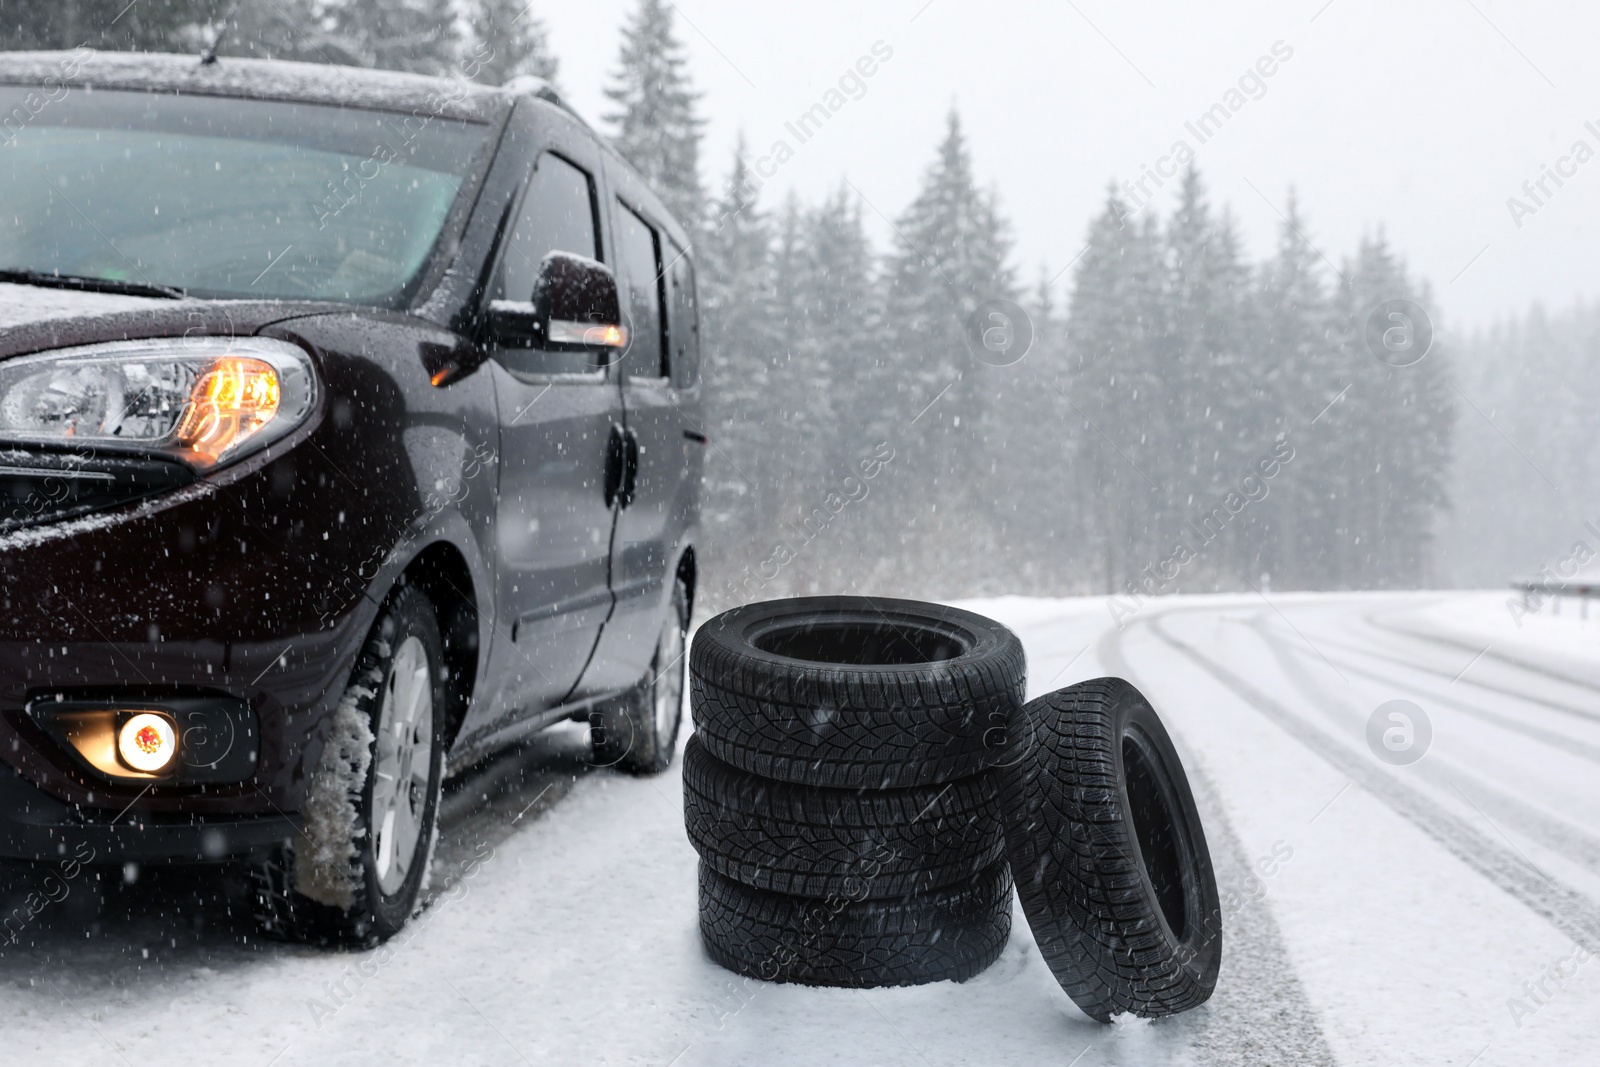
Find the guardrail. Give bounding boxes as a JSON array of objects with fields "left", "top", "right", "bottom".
[{"left": 1512, "top": 579, "right": 1599, "bottom": 619}]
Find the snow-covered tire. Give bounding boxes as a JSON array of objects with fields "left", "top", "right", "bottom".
[
  {"left": 590, "top": 578, "right": 687, "bottom": 775},
  {"left": 689, "top": 597, "right": 1025, "bottom": 789},
  {"left": 697, "top": 860, "right": 1012, "bottom": 988},
  {"left": 683, "top": 733, "right": 1004, "bottom": 898},
  {"left": 1000, "top": 678, "right": 1221, "bottom": 1021},
  {"left": 252, "top": 584, "right": 446, "bottom": 947}
]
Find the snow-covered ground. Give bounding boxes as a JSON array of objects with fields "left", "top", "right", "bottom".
[{"left": 2, "top": 591, "right": 1597, "bottom": 1065}]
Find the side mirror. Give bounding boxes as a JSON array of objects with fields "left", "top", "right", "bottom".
[{"left": 483, "top": 251, "right": 630, "bottom": 355}]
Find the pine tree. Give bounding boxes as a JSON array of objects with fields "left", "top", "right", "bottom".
[
  {"left": 699, "top": 145, "right": 777, "bottom": 605},
  {"left": 211, "top": 0, "right": 331, "bottom": 63},
  {"left": 1325, "top": 233, "right": 1454, "bottom": 587},
  {"left": 0, "top": 0, "right": 206, "bottom": 51},
  {"left": 763, "top": 194, "right": 817, "bottom": 549},
  {"left": 798, "top": 182, "right": 877, "bottom": 462},
  {"left": 603, "top": 0, "right": 704, "bottom": 229},
  {"left": 772, "top": 184, "right": 892, "bottom": 592},
  {"left": 462, "top": 0, "right": 559, "bottom": 88},
  {"left": 1066, "top": 190, "right": 1167, "bottom": 593},
  {"left": 1252, "top": 191, "right": 1333, "bottom": 588},
  {"left": 771, "top": 192, "right": 806, "bottom": 388},
  {"left": 1438, "top": 300, "right": 1600, "bottom": 585},
  {"left": 876, "top": 110, "right": 1015, "bottom": 586},
  {"left": 986, "top": 263, "right": 1083, "bottom": 593},
  {"left": 1161, "top": 168, "right": 1258, "bottom": 584},
  {"left": 325, "top": 0, "right": 459, "bottom": 75},
  {"left": 880, "top": 111, "right": 1014, "bottom": 407}
]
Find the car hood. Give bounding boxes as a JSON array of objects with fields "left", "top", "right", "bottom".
[{"left": 0, "top": 283, "right": 348, "bottom": 359}]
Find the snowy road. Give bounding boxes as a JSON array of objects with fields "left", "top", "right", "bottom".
[{"left": 2, "top": 592, "right": 1596, "bottom": 1065}]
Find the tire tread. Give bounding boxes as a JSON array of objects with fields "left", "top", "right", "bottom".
[
  {"left": 698, "top": 861, "right": 1013, "bottom": 988},
  {"left": 683, "top": 734, "right": 1004, "bottom": 898},
  {"left": 1001, "top": 679, "right": 1218, "bottom": 1021}
]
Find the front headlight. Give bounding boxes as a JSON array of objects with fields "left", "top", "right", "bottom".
[{"left": 0, "top": 337, "right": 317, "bottom": 469}]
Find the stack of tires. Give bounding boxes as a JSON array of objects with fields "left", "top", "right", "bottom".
[
  {"left": 685, "top": 597, "right": 1026, "bottom": 987},
  {"left": 684, "top": 595, "right": 1228, "bottom": 1022}
]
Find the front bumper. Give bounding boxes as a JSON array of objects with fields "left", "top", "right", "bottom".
[
  {"left": 0, "top": 760, "right": 299, "bottom": 863},
  {"left": 0, "top": 316, "right": 498, "bottom": 849},
  {"left": 0, "top": 432, "right": 385, "bottom": 832}
]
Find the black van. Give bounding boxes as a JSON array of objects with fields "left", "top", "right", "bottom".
[{"left": 0, "top": 51, "right": 703, "bottom": 944}]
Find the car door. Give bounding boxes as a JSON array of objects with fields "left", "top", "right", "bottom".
[
  {"left": 475, "top": 111, "right": 623, "bottom": 725},
  {"left": 577, "top": 190, "right": 701, "bottom": 696}
]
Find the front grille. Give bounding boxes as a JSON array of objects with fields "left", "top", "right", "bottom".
[{"left": 0, "top": 446, "right": 194, "bottom": 532}]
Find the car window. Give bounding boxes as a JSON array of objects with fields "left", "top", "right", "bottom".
[
  {"left": 0, "top": 88, "right": 489, "bottom": 305},
  {"left": 616, "top": 202, "right": 666, "bottom": 379},
  {"left": 666, "top": 241, "right": 699, "bottom": 388},
  {"left": 496, "top": 152, "right": 600, "bottom": 303},
  {"left": 492, "top": 152, "right": 605, "bottom": 377}
]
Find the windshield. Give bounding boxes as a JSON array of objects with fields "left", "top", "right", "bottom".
[{"left": 0, "top": 88, "right": 489, "bottom": 304}]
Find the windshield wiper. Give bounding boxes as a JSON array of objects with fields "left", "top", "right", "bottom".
[{"left": 0, "top": 268, "right": 184, "bottom": 300}]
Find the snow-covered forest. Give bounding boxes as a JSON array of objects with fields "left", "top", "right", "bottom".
[
  {"left": 1442, "top": 301, "right": 1600, "bottom": 587},
  {"left": 4, "top": 0, "right": 1593, "bottom": 606}
]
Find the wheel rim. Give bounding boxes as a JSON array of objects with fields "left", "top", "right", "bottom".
[
  {"left": 653, "top": 609, "right": 685, "bottom": 746},
  {"left": 371, "top": 635, "right": 434, "bottom": 898}
]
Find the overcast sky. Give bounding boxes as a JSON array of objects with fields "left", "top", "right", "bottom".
[{"left": 541, "top": 0, "right": 1598, "bottom": 334}]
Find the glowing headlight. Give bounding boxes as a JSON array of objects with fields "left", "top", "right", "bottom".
[
  {"left": 0, "top": 337, "right": 317, "bottom": 469},
  {"left": 118, "top": 712, "right": 178, "bottom": 774}
]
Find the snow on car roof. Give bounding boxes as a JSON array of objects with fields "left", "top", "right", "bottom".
[{"left": 0, "top": 50, "right": 513, "bottom": 123}]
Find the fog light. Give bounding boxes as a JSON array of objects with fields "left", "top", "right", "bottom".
[{"left": 118, "top": 713, "right": 177, "bottom": 773}]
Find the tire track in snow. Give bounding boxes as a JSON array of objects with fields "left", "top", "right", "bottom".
[
  {"left": 1249, "top": 615, "right": 1600, "bottom": 881},
  {"left": 1147, "top": 613, "right": 1600, "bottom": 957},
  {"left": 1364, "top": 609, "right": 1600, "bottom": 701},
  {"left": 1093, "top": 615, "right": 1340, "bottom": 1067},
  {"left": 430, "top": 724, "right": 594, "bottom": 899},
  {"left": 1287, "top": 641, "right": 1600, "bottom": 766},
  {"left": 1311, "top": 615, "right": 1600, "bottom": 726}
]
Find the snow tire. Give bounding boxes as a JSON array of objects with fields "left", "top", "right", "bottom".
[
  {"left": 1000, "top": 677, "right": 1221, "bottom": 1021},
  {"left": 682, "top": 732, "right": 1004, "bottom": 899},
  {"left": 697, "top": 859, "right": 1013, "bottom": 988},
  {"left": 689, "top": 597, "right": 1026, "bottom": 789},
  {"left": 251, "top": 584, "right": 446, "bottom": 947}
]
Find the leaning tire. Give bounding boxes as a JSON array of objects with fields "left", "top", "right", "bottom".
[
  {"left": 683, "top": 733, "right": 1004, "bottom": 898},
  {"left": 689, "top": 597, "right": 1025, "bottom": 789},
  {"left": 1000, "top": 678, "right": 1221, "bottom": 1021},
  {"left": 697, "top": 860, "right": 1013, "bottom": 988},
  {"left": 252, "top": 584, "right": 446, "bottom": 946}
]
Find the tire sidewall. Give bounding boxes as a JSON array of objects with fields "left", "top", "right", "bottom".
[
  {"left": 358, "top": 587, "right": 446, "bottom": 939},
  {"left": 652, "top": 579, "right": 689, "bottom": 765},
  {"left": 697, "top": 596, "right": 1009, "bottom": 685},
  {"left": 1110, "top": 682, "right": 1222, "bottom": 992}
]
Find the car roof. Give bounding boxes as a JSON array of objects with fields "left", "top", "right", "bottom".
[
  {"left": 0, "top": 50, "right": 533, "bottom": 124},
  {"left": 0, "top": 50, "right": 695, "bottom": 251}
]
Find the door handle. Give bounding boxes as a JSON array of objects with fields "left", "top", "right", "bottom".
[
  {"left": 620, "top": 428, "right": 640, "bottom": 509},
  {"left": 604, "top": 425, "right": 640, "bottom": 510},
  {"left": 604, "top": 423, "right": 626, "bottom": 509}
]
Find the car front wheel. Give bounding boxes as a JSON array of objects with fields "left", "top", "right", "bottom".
[{"left": 253, "top": 584, "right": 446, "bottom": 946}]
